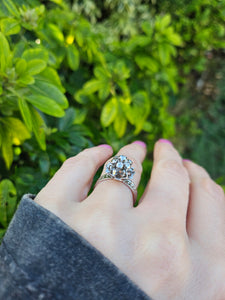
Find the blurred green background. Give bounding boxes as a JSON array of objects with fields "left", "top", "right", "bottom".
[{"left": 0, "top": 0, "right": 225, "bottom": 239}]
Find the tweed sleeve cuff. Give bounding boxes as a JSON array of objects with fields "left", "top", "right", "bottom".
[{"left": 0, "top": 194, "right": 151, "bottom": 300}]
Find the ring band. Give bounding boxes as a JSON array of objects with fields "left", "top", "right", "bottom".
[{"left": 95, "top": 155, "right": 137, "bottom": 203}]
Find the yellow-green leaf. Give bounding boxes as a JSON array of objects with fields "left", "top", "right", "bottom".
[
  {"left": 48, "top": 23, "right": 64, "bottom": 43},
  {"left": 29, "top": 107, "right": 46, "bottom": 150},
  {"left": 0, "top": 126, "right": 13, "bottom": 169},
  {"left": 101, "top": 97, "right": 118, "bottom": 127},
  {"left": 29, "top": 80, "right": 68, "bottom": 109},
  {"left": 114, "top": 109, "right": 127, "bottom": 138},
  {"left": 1, "top": 18, "right": 20, "bottom": 35},
  {"left": 18, "top": 98, "right": 33, "bottom": 131},
  {"left": 15, "top": 58, "right": 27, "bottom": 76},
  {"left": 18, "top": 74, "right": 35, "bottom": 85},
  {"left": 0, "top": 32, "right": 11, "bottom": 72},
  {"left": 0, "top": 179, "right": 17, "bottom": 226},
  {"left": 2, "top": 117, "right": 31, "bottom": 142},
  {"left": 22, "top": 48, "right": 49, "bottom": 63},
  {"left": 26, "top": 59, "right": 46, "bottom": 75}
]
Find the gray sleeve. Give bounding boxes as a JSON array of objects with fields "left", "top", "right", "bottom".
[{"left": 0, "top": 195, "right": 151, "bottom": 300}]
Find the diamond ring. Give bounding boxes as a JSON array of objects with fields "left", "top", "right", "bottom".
[{"left": 95, "top": 155, "right": 137, "bottom": 203}]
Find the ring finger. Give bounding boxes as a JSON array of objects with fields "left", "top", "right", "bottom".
[{"left": 91, "top": 141, "right": 147, "bottom": 208}]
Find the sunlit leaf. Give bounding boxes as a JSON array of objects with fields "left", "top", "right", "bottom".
[
  {"left": 26, "top": 59, "right": 46, "bottom": 75},
  {"left": 29, "top": 107, "right": 46, "bottom": 150},
  {"left": 26, "top": 94, "right": 65, "bottom": 117},
  {"left": 18, "top": 98, "right": 33, "bottom": 131},
  {"left": 1, "top": 18, "right": 20, "bottom": 35},
  {"left": 101, "top": 97, "right": 118, "bottom": 127},
  {"left": 22, "top": 48, "right": 49, "bottom": 62},
  {"left": 0, "top": 32, "right": 11, "bottom": 72},
  {"left": 0, "top": 179, "right": 17, "bottom": 226},
  {"left": 29, "top": 79, "right": 68, "bottom": 109}
]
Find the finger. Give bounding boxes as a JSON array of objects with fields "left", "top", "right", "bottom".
[
  {"left": 138, "top": 139, "right": 190, "bottom": 232},
  {"left": 35, "top": 145, "right": 113, "bottom": 205},
  {"left": 92, "top": 141, "right": 147, "bottom": 208},
  {"left": 183, "top": 160, "right": 225, "bottom": 253}
]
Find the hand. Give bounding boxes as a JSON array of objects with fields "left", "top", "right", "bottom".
[{"left": 35, "top": 140, "right": 225, "bottom": 300}]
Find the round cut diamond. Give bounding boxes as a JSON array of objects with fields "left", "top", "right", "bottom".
[
  {"left": 116, "top": 162, "right": 123, "bottom": 169},
  {"left": 124, "top": 162, "right": 131, "bottom": 169},
  {"left": 119, "top": 155, "right": 127, "bottom": 162}
]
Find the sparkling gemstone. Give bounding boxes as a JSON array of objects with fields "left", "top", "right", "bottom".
[
  {"left": 124, "top": 162, "right": 131, "bottom": 169},
  {"left": 127, "top": 168, "right": 135, "bottom": 179},
  {"left": 106, "top": 162, "right": 112, "bottom": 169},
  {"left": 116, "top": 162, "right": 123, "bottom": 169},
  {"left": 116, "top": 169, "right": 125, "bottom": 178},
  {"left": 119, "top": 155, "right": 127, "bottom": 162},
  {"left": 111, "top": 168, "right": 117, "bottom": 176}
]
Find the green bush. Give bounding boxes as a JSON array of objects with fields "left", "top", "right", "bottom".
[{"left": 0, "top": 0, "right": 224, "bottom": 239}]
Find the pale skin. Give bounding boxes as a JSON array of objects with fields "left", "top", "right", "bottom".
[{"left": 35, "top": 139, "right": 225, "bottom": 300}]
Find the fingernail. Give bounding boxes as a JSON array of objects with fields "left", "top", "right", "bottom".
[
  {"left": 98, "top": 144, "right": 112, "bottom": 150},
  {"left": 132, "top": 140, "right": 146, "bottom": 148},
  {"left": 158, "top": 138, "right": 173, "bottom": 145},
  {"left": 183, "top": 159, "right": 192, "bottom": 162}
]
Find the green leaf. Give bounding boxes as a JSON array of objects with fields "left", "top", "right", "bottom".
[
  {"left": 94, "top": 66, "right": 111, "bottom": 79},
  {"left": 135, "top": 55, "right": 158, "bottom": 72},
  {"left": 26, "top": 94, "right": 65, "bottom": 117},
  {"left": 73, "top": 108, "right": 87, "bottom": 124},
  {"left": 18, "top": 98, "right": 33, "bottom": 131},
  {"left": 48, "top": 23, "right": 64, "bottom": 43},
  {"left": 101, "top": 97, "right": 118, "bottom": 127},
  {"left": 2, "top": 117, "right": 31, "bottom": 142},
  {"left": 18, "top": 74, "right": 35, "bottom": 85},
  {"left": 122, "top": 92, "right": 150, "bottom": 134},
  {"left": 1, "top": 18, "right": 20, "bottom": 35},
  {"left": 82, "top": 79, "right": 102, "bottom": 95},
  {"left": 59, "top": 107, "right": 76, "bottom": 131},
  {"left": 29, "top": 79, "right": 68, "bottom": 109},
  {"left": 0, "top": 179, "right": 17, "bottom": 226},
  {"left": 158, "top": 44, "right": 170, "bottom": 65},
  {"left": 29, "top": 107, "right": 46, "bottom": 150},
  {"left": 114, "top": 103, "right": 127, "bottom": 138},
  {"left": 160, "top": 14, "right": 171, "bottom": 28},
  {"left": 0, "top": 229, "right": 6, "bottom": 242},
  {"left": 0, "top": 125, "right": 13, "bottom": 169},
  {"left": 0, "top": 32, "right": 11, "bottom": 72},
  {"left": 26, "top": 59, "right": 47, "bottom": 75},
  {"left": 38, "top": 67, "right": 65, "bottom": 92},
  {"left": 67, "top": 44, "right": 79, "bottom": 71},
  {"left": 3, "top": 0, "right": 20, "bottom": 18},
  {"left": 15, "top": 58, "right": 27, "bottom": 76},
  {"left": 13, "top": 40, "right": 26, "bottom": 58},
  {"left": 22, "top": 48, "right": 49, "bottom": 63}
]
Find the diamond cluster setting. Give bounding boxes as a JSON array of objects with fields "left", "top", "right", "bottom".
[{"left": 105, "top": 155, "right": 135, "bottom": 180}]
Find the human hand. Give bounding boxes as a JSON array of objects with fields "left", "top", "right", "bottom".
[{"left": 35, "top": 140, "right": 225, "bottom": 300}]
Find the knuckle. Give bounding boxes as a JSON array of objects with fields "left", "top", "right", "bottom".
[
  {"left": 78, "top": 149, "right": 97, "bottom": 168},
  {"left": 158, "top": 159, "right": 189, "bottom": 181},
  {"left": 62, "top": 148, "right": 99, "bottom": 170},
  {"left": 62, "top": 156, "right": 78, "bottom": 167},
  {"left": 200, "top": 177, "right": 225, "bottom": 199}
]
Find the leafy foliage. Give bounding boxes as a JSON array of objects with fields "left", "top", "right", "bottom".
[{"left": 0, "top": 0, "right": 224, "bottom": 239}]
